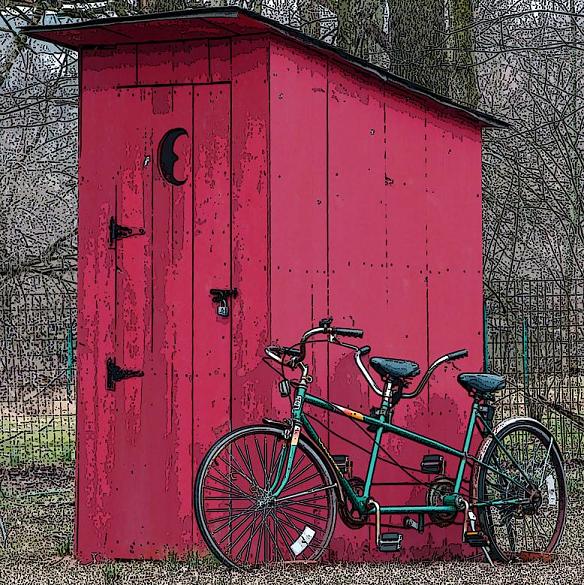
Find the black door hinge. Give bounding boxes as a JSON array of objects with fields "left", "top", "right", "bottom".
[
  {"left": 109, "top": 217, "right": 145, "bottom": 245},
  {"left": 106, "top": 357, "right": 144, "bottom": 390}
]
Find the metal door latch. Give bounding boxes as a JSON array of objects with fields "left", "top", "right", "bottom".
[
  {"left": 109, "top": 217, "right": 146, "bottom": 245},
  {"left": 106, "top": 358, "right": 144, "bottom": 390},
  {"left": 210, "top": 288, "right": 238, "bottom": 317}
]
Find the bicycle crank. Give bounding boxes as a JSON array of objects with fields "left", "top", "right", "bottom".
[{"left": 462, "top": 500, "right": 493, "bottom": 566}]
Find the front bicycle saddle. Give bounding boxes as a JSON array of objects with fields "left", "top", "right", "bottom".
[{"left": 369, "top": 357, "right": 420, "bottom": 382}]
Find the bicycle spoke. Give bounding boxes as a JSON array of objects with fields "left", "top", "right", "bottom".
[
  {"left": 216, "top": 507, "right": 257, "bottom": 543},
  {"left": 277, "top": 483, "right": 336, "bottom": 503},
  {"left": 283, "top": 469, "right": 321, "bottom": 493},
  {"left": 276, "top": 506, "right": 322, "bottom": 555},
  {"left": 236, "top": 513, "right": 262, "bottom": 565},
  {"left": 218, "top": 450, "right": 256, "bottom": 488},
  {"left": 206, "top": 470, "right": 253, "bottom": 499},
  {"left": 203, "top": 484, "right": 254, "bottom": 501},
  {"left": 266, "top": 438, "right": 280, "bottom": 485},
  {"left": 277, "top": 497, "right": 330, "bottom": 511},
  {"left": 254, "top": 435, "right": 268, "bottom": 489},
  {"left": 264, "top": 514, "right": 285, "bottom": 562},
  {"left": 207, "top": 506, "right": 255, "bottom": 527}
]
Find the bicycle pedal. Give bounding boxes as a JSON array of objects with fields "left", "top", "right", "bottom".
[
  {"left": 378, "top": 532, "right": 403, "bottom": 552},
  {"left": 420, "top": 454, "right": 445, "bottom": 474},
  {"left": 331, "top": 455, "right": 353, "bottom": 477},
  {"left": 464, "top": 530, "right": 489, "bottom": 547}
]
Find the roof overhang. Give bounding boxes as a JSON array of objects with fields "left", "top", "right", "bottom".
[{"left": 24, "top": 7, "right": 508, "bottom": 129}]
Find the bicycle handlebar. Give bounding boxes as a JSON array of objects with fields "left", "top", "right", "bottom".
[
  {"left": 447, "top": 349, "right": 468, "bottom": 361},
  {"left": 265, "top": 319, "right": 364, "bottom": 367},
  {"left": 331, "top": 327, "right": 364, "bottom": 339}
]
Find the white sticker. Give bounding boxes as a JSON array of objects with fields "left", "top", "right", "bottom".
[
  {"left": 290, "top": 526, "right": 315, "bottom": 556},
  {"left": 546, "top": 474, "right": 557, "bottom": 506}
]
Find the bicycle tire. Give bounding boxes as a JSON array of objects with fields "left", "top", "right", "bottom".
[
  {"left": 474, "top": 417, "right": 567, "bottom": 562},
  {"left": 194, "top": 424, "right": 337, "bottom": 569}
]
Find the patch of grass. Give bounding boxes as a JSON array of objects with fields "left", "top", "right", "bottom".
[
  {"left": 165, "top": 550, "right": 180, "bottom": 571},
  {"left": 55, "top": 534, "right": 73, "bottom": 557},
  {"left": 101, "top": 562, "right": 121, "bottom": 585},
  {"left": 186, "top": 550, "right": 221, "bottom": 570},
  {"left": 0, "top": 415, "right": 75, "bottom": 466}
]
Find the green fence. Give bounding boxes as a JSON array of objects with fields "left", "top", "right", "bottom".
[
  {"left": 1, "top": 277, "right": 583, "bottom": 466},
  {"left": 0, "top": 285, "right": 76, "bottom": 465},
  {"left": 485, "top": 279, "right": 584, "bottom": 464}
]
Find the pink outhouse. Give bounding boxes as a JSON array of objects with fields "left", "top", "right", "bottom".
[{"left": 26, "top": 7, "right": 504, "bottom": 562}]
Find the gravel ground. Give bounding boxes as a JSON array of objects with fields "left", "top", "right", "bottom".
[{"left": 0, "top": 464, "right": 583, "bottom": 584}]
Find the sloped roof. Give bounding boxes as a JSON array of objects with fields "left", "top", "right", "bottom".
[{"left": 24, "top": 6, "right": 507, "bottom": 128}]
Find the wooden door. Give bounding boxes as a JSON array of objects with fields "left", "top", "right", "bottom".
[{"left": 104, "top": 84, "right": 232, "bottom": 557}]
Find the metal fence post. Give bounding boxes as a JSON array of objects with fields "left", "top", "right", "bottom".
[
  {"left": 66, "top": 324, "right": 74, "bottom": 404},
  {"left": 523, "top": 317, "right": 530, "bottom": 416},
  {"left": 483, "top": 302, "right": 489, "bottom": 373}
]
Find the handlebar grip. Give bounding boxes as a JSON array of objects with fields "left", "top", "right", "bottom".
[
  {"left": 332, "top": 327, "right": 364, "bottom": 339},
  {"left": 266, "top": 345, "right": 301, "bottom": 358},
  {"left": 447, "top": 349, "right": 468, "bottom": 361}
]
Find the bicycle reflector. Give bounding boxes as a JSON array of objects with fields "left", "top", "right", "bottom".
[{"left": 279, "top": 379, "right": 291, "bottom": 397}]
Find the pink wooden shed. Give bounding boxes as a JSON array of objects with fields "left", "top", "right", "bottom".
[{"left": 25, "top": 7, "right": 505, "bottom": 563}]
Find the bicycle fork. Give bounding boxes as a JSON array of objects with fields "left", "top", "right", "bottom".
[{"left": 270, "top": 375, "right": 311, "bottom": 498}]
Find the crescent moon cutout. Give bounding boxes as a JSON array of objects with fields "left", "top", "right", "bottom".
[{"left": 158, "top": 127, "right": 188, "bottom": 186}]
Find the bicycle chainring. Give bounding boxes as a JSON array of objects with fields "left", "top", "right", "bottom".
[
  {"left": 426, "top": 477, "right": 458, "bottom": 527},
  {"left": 339, "top": 477, "right": 368, "bottom": 529}
]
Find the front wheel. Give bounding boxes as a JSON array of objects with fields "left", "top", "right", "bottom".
[
  {"left": 474, "top": 417, "right": 567, "bottom": 561},
  {"left": 194, "top": 425, "right": 337, "bottom": 569}
]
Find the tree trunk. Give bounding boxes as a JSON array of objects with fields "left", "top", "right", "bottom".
[
  {"left": 448, "top": 0, "right": 480, "bottom": 107},
  {"left": 387, "top": 0, "right": 450, "bottom": 97},
  {"left": 298, "top": 0, "right": 321, "bottom": 39}
]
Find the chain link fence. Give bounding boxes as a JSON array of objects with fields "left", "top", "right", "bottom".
[
  {"left": 0, "top": 277, "right": 76, "bottom": 465},
  {"left": 0, "top": 276, "right": 583, "bottom": 467},
  {"left": 485, "top": 279, "right": 584, "bottom": 464}
]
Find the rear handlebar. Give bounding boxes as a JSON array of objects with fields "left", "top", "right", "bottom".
[
  {"left": 447, "top": 349, "right": 468, "bottom": 361},
  {"left": 402, "top": 348, "right": 469, "bottom": 399},
  {"left": 331, "top": 327, "right": 364, "bottom": 339}
]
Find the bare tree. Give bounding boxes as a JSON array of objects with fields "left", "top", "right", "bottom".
[{"left": 475, "top": 0, "right": 584, "bottom": 285}]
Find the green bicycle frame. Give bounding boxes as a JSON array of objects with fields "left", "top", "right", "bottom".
[{"left": 271, "top": 381, "right": 526, "bottom": 518}]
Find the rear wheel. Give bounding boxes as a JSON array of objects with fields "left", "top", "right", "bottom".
[
  {"left": 194, "top": 425, "right": 337, "bottom": 569},
  {"left": 474, "top": 417, "right": 567, "bottom": 561}
]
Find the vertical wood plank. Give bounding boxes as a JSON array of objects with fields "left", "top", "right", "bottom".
[
  {"left": 109, "top": 87, "right": 151, "bottom": 558},
  {"left": 380, "top": 88, "right": 431, "bottom": 559},
  {"left": 424, "top": 109, "right": 483, "bottom": 556},
  {"left": 142, "top": 85, "right": 194, "bottom": 557},
  {"left": 268, "top": 40, "right": 328, "bottom": 422},
  {"left": 327, "top": 63, "right": 387, "bottom": 561},
  {"left": 75, "top": 82, "right": 124, "bottom": 561},
  {"left": 191, "top": 84, "right": 232, "bottom": 548},
  {"left": 231, "top": 38, "right": 273, "bottom": 429}
]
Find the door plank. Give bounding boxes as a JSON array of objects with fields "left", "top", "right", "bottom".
[{"left": 191, "top": 84, "right": 232, "bottom": 548}]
